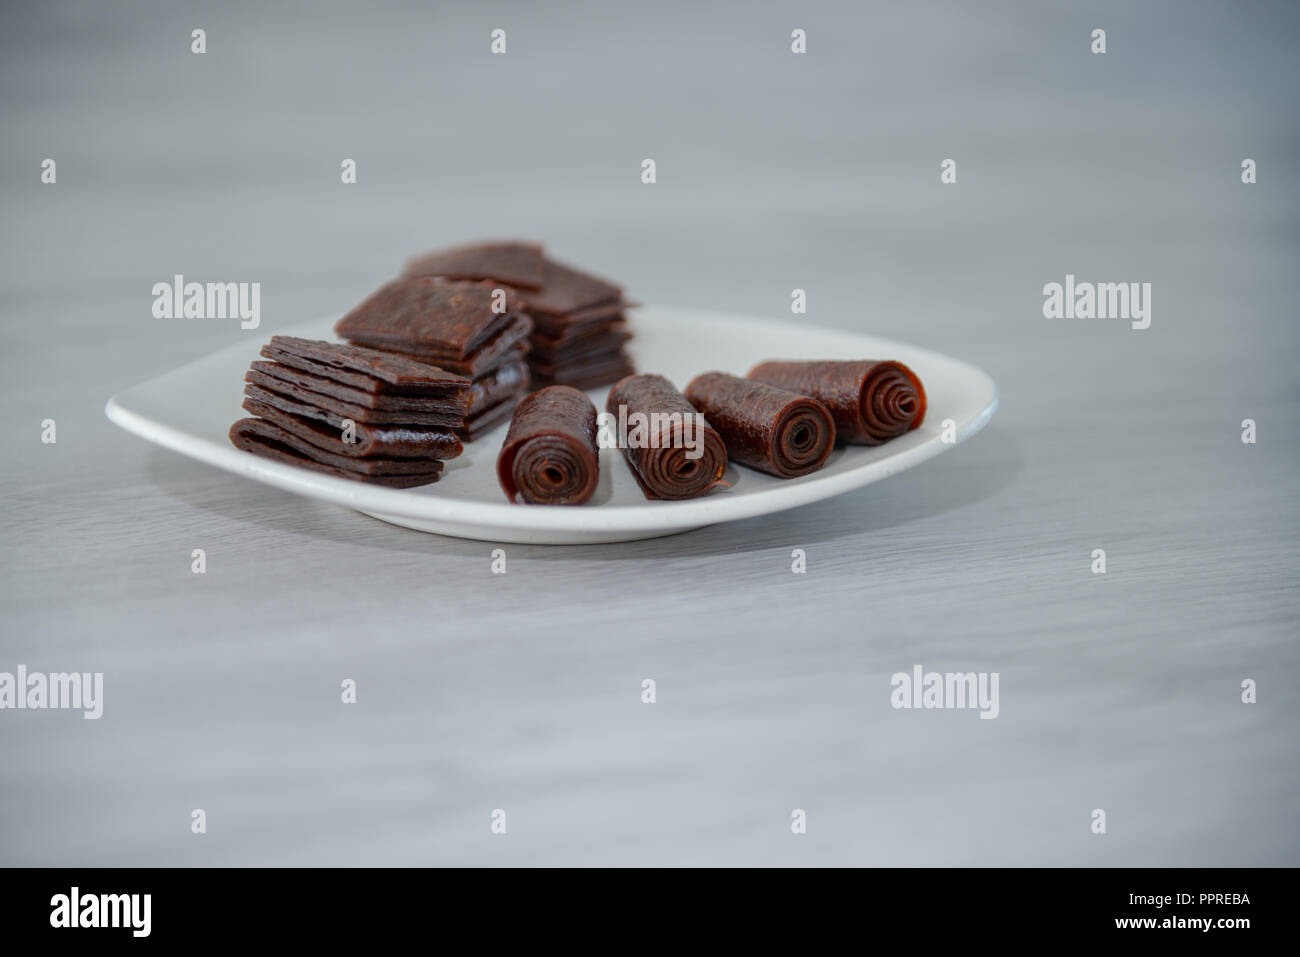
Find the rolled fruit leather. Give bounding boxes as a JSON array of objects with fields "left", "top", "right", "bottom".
[
  {"left": 606, "top": 374, "right": 727, "bottom": 500},
  {"left": 497, "top": 386, "right": 600, "bottom": 505},
  {"left": 747, "top": 359, "right": 926, "bottom": 445},
  {"left": 682, "top": 372, "right": 835, "bottom": 479}
]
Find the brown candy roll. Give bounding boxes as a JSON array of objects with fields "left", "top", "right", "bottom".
[
  {"left": 606, "top": 374, "right": 727, "bottom": 500},
  {"left": 683, "top": 372, "right": 835, "bottom": 479},
  {"left": 497, "top": 386, "right": 599, "bottom": 505},
  {"left": 747, "top": 359, "right": 926, "bottom": 445}
]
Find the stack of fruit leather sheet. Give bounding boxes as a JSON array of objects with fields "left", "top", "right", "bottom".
[
  {"left": 403, "top": 240, "right": 635, "bottom": 391},
  {"left": 229, "top": 336, "right": 468, "bottom": 488},
  {"left": 334, "top": 276, "right": 532, "bottom": 440},
  {"left": 522, "top": 259, "right": 635, "bottom": 389}
]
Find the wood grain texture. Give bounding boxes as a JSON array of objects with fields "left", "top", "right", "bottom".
[{"left": 0, "top": 0, "right": 1297, "bottom": 866}]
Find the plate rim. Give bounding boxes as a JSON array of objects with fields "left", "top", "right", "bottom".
[{"left": 104, "top": 308, "right": 999, "bottom": 534}]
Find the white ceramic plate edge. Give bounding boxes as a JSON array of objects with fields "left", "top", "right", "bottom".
[{"left": 105, "top": 309, "right": 999, "bottom": 539}]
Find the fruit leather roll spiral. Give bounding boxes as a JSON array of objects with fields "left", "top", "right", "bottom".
[
  {"left": 747, "top": 359, "right": 926, "bottom": 445},
  {"left": 606, "top": 374, "right": 727, "bottom": 500},
  {"left": 497, "top": 386, "right": 600, "bottom": 505},
  {"left": 683, "top": 372, "right": 835, "bottom": 479}
]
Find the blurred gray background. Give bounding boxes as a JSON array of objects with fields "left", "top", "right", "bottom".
[{"left": 1, "top": 0, "right": 1297, "bottom": 866}]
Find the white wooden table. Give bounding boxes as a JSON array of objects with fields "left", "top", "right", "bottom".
[{"left": 1, "top": 1, "right": 1295, "bottom": 865}]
